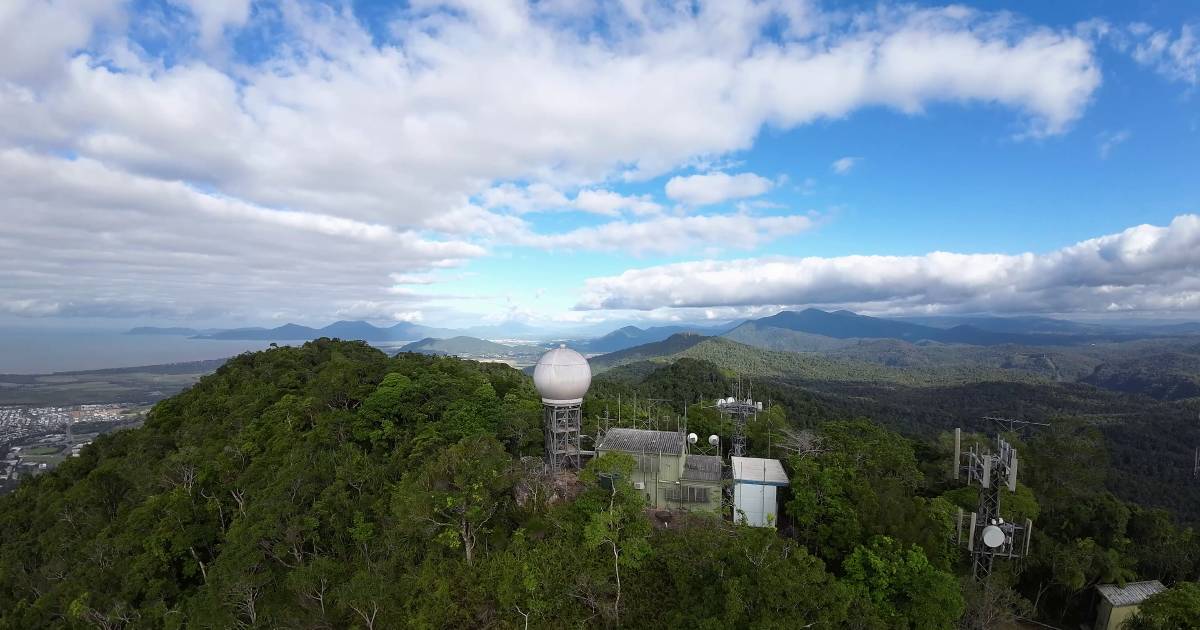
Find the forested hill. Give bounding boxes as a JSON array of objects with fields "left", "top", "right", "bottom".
[{"left": 1, "top": 340, "right": 1197, "bottom": 628}]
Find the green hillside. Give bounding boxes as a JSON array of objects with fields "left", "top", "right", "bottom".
[
  {"left": 1, "top": 341, "right": 1197, "bottom": 628},
  {"left": 1081, "top": 351, "right": 1200, "bottom": 400},
  {"left": 400, "top": 335, "right": 525, "bottom": 356},
  {"left": 595, "top": 334, "right": 1078, "bottom": 386}
]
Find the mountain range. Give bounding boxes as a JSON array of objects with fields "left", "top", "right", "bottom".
[{"left": 127, "top": 308, "right": 1199, "bottom": 349}]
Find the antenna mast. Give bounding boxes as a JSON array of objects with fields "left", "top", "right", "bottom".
[
  {"left": 981, "top": 415, "right": 1049, "bottom": 437},
  {"left": 953, "top": 428, "right": 1034, "bottom": 580},
  {"left": 716, "top": 378, "right": 762, "bottom": 457}
]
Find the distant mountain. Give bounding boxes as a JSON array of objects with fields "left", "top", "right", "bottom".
[
  {"left": 891, "top": 315, "right": 1112, "bottom": 336},
  {"left": 721, "top": 321, "right": 856, "bottom": 352},
  {"left": 126, "top": 326, "right": 201, "bottom": 336},
  {"left": 583, "top": 324, "right": 716, "bottom": 353},
  {"left": 195, "top": 323, "right": 321, "bottom": 340},
  {"left": 741, "top": 309, "right": 1110, "bottom": 346},
  {"left": 190, "top": 320, "right": 453, "bottom": 342},
  {"left": 1143, "top": 321, "right": 1200, "bottom": 335},
  {"left": 400, "top": 336, "right": 522, "bottom": 356},
  {"left": 754, "top": 309, "right": 942, "bottom": 341},
  {"left": 459, "top": 321, "right": 542, "bottom": 339},
  {"left": 589, "top": 332, "right": 710, "bottom": 370}
]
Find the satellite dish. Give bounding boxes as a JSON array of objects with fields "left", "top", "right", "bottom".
[
  {"left": 715, "top": 399, "right": 724, "bottom": 407},
  {"left": 981, "top": 525, "right": 1006, "bottom": 549},
  {"left": 687, "top": 433, "right": 698, "bottom": 444},
  {"left": 708, "top": 435, "right": 719, "bottom": 446}
]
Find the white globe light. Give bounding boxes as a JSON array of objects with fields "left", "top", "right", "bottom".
[{"left": 533, "top": 345, "right": 592, "bottom": 404}]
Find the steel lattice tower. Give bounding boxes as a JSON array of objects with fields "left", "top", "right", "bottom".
[
  {"left": 543, "top": 401, "right": 582, "bottom": 470},
  {"left": 954, "top": 429, "right": 1033, "bottom": 580}
]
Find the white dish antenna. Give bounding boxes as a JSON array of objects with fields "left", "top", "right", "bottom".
[
  {"left": 687, "top": 433, "right": 698, "bottom": 444},
  {"left": 981, "top": 525, "right": 1006, "bottom": 549},
  {"left": 708, "top": 435, "right": 719, "bottom": 446}
]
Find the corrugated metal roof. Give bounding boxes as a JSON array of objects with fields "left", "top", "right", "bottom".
[
  {"left": 1097, "top": 581, "right": 1166, "bottom": 607},
  {"left": 682, "top": 455, "right": 723, "bottom": 481},
  {"left": 731, "top": 457, "right": 789, "bottom": 486},
  {"left": 597, "top": 428, "right": 684, "bottom": 455}
]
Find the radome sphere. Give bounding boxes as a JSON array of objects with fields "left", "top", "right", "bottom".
[{"left": 533, "top": 345, "right": 592, "bottom": 404}]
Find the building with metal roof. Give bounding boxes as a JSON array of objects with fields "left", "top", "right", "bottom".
[
  {"left": 731, "top": 456, "right": 789, "bottom": 527},
  {"left": 596, "top": 428, "right": 722, "bottom": 513},
  {"left": 1094, "top": 580, "right": 1167, "bottom": 630},
  {"left": 596, "top": 428, "right": 685, "bottom": 454}
]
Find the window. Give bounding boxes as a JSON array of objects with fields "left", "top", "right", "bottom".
[{"left": 667, "top": 485, "right": 709, "bottom": 503}]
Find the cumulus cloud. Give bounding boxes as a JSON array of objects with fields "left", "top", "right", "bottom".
[
  {"left": 577, "top": 215, "right": 1200, "bottom": 316},
  {"left": 0, "top": 149, "right": 481, "bottom": 321},
  {"left": 831, "top": 157, "right": 861, "bottom": 174},
  {"left": 1, "top": 1, "right": 1101, "bottom": 225},
  {"left": 1129, "top": 23, "right": 1199, "bottom": 85},
  {"left": 0, "top": 0, "right": 1111, "bottom": 322},
  {"left": 665, "top": 172, "right": 774, "bottom": 206}
]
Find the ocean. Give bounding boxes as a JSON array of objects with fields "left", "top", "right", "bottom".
[{"left": 0, "top": 328, "right": 289, "bottom": 374}]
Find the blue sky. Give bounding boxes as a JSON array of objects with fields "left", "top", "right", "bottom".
[{"left": 1, "top": 0, "right": 1198, "bottom": 329}]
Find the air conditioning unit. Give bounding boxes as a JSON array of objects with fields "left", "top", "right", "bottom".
[{"left": 633, "top": 481, "right": 645, "bottom": 490}]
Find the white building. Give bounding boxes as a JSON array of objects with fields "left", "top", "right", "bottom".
[{"left": 731, "top": 456, "right": 789, "bottom": 527}]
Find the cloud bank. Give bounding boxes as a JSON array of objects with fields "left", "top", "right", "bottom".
[
  {"left": 0, "top": 0, "right": 1116, "bottom": 322},
  {"left": 577, "top": 215, "right": 1200, "bottom": 316}
]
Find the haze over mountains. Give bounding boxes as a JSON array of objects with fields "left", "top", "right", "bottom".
[{"left": 129, "top": 308, "right": 1196, "bottom": 348}]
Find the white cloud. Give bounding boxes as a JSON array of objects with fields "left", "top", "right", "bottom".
[
  {"left": 170, "top": 0, "right": 253, "bottom": 48},
  {"left": 665, "top": 172, "right": 774, "bottom": 206},
  {"left": 573, "top": 189, "right": 662, "bottom": 216},
  {"left": 577, "top": 215, "right": 1200, "bottom": 316},
  {"left": 831, "top": 157, "right": 860, "bottom": 175},
  {"left": 0, "top": 1, "right": 1110, "bottom": 322},
  {"left": 522, "top": 212, "right": 816, "bottom": 255},
  {"left": 0, "top": 0, "right": 119, "bottom": 85},
  {"left": 0, "top": 149, "right": 482, "bottom": 322},
  {"left": 1129, "top": 23, "right": 1199, "bottom": 85},
  {"left": 1, "top": 1, "right": 1101, "bottom": 226},
  {"left": 1097, "top": 130, "right": 1130, "bottom": 159},
  {"left": 480, "top": 184, "right": 661, "bottom": 216}
]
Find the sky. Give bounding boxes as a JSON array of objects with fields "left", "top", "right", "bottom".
[{"left": 1, "top": 0, "right": 1199, "bottom": 331}]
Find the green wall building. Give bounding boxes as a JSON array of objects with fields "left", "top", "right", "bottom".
[{"left": 596, "top": 428, "right": 723, "bottom": 513}]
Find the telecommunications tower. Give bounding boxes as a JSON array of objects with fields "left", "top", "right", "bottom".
[
  {"left": 716, "top": 381, "right": 762, "bottom": 457},
  {"left": 534, "top": 345, "right": 592, "bottom": 470},
  {"left": 954, "top": 428, "right": 1034, "bottom": 580}
]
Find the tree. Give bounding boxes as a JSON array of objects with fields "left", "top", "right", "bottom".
[
  {"left": 1124, "top": 582, "right": 1200, "bottom": 630},
  {"left": 577, "top": 452, "right": 651, "bottom": 624},
  {"left": 394, "top": 435, "right": 514, "bottom": 566},
  {"left": 841, "top": 536, "right": 964, "bottom": 630}
]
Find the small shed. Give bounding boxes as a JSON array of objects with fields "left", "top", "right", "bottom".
[
  {"left": 731, "top": 457, "right": 789, "bottom": 527},
  {"left": 1094, "top": 580, "right": 1166, "bottom": 630}
]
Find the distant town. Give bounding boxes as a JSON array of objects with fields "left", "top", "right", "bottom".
[{"left": 0, "top": 403, "right": 144, "bottom": 492}]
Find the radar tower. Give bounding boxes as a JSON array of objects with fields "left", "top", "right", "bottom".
[{"left": 534, "top": 345, "right": 592, "bottom": 471}]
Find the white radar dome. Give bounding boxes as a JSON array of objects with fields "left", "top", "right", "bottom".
[{"left": 533, "top": 344, "right": 592, "bottom": 404}]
